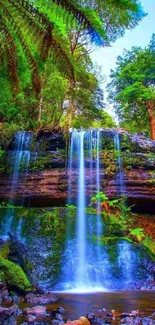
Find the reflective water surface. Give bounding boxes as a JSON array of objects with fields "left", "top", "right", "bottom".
[
  {"left": 18, "top": 291, "right": 155, "bottom": 323},
  {"left": 49, "top": 292, "right": 155, "bottom": 317}
]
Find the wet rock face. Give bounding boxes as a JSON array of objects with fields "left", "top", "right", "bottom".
[
  {"left": 8, "top": 132, "right": 66, "bottom": 152},
  {"left": 0, "top": 169, "right": 155, "bottom": 212},
  {"left": 0, "top": 130, "right": 155, "bottom": 213}
]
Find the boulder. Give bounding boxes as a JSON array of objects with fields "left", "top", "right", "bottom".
[
  {"left": 25, "top": 315, "right": 37, "bottom": 323},
  {"left": 25, "top": 293, "right": 58, "bottom": 304},
  {"left": 64, "top": 317, "right": 90, "bottom": 325},
  {"left": 23, "top": 306, "right": 46, "bottom": 317},
  {"left": 52, "top": 321, "right": 65, "bottom": 325},
  {"left": 0, "top": 281, "right": 9, "bottom": 301},
  {"left": 0, "top": 316, "right": 17, "bottom": 325},
  {"left": 0, "top": 306, "right": 21, "bottom": 325},
  {"left": 0, "top": 305, "right": 22, "bottom": 317},
  {"left": 86, "top": 313, "right": 95, "bottom": 323}
]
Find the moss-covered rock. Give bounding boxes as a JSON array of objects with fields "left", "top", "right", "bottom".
[
  {"left": 0, "top": 256, "right": 32, "bottom": 291},
  {"left": 0, "top": 241, "right": 10, "bottom": 259},
  {"left": 89, "top": 235, "right": 132, "bottom": 246},
  {"left": 0, "top": 241, "right": 32, "bottom": 292}
]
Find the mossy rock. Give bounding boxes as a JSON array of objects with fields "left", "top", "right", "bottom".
[
  {"left": 89, "top": 235, "right": 132, "bottom": 246},
  {"left": 0, "top": 269, "right": 5, "bottom": 281},
  {"left": 141, "top": 239, "right": 155, "bottom": 262},
  {"left": 0, "top": 256, "right": 32, "bottom": 292},
  {"left": 0, "top": 241, "right": 10, "bottom": 259}
]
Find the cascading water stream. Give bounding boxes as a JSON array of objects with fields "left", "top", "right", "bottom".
[
  {"left": 96, "top": 130, "right": 102, "bottom": 259},
  {"left": 76, "top": 131, "right": 86, "bottom": 287},
  {"left": 55, "top": 129, "right": 144, "bottom": 292},
  {"left": 67, "top": 130, "right": 74, "bottom": 206},
  {"left": 2, "top": 131, "right": 32, "bottom": 239},
  {"left": 90, "top": 130, "right": 93, "bottom": 197},
  {"left": 56, "top": 129, "right": 111, "bottom": 292},
  {"left": 9, "top": 131, "right": 32, "bottom": 202},
  {"left": 118, "top": 241, "right": 133, "bottom": 283},
  {"left": 86, "top": 130, "right": 94, "bottom": 236},
  {"left": 0, "top": 128, "right": 149, "bottom": 292},
  {"left": 114, "top": 132, "right": 134, "bottom": 284},
  {"left": 16, "top": 217, "right": 23, "bottom": 240}
]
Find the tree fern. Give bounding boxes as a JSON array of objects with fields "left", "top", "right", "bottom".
[
  {"left": 0, "top": 0, "right": 109, "bottom": 99},
  {"left": 0, "top": 0, "right": 145, "bottom": 110}
]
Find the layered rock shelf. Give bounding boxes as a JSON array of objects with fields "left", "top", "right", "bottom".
[{"left": 0, "top": 130, "right": 154, "bottom": 213}]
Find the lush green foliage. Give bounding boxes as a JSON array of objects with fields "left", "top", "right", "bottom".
[
  {"left": 0, "top": 0, "right": 145, "bottom": 135},
  {"left": 108, "top": 35, "right": 155, "bottom": 138},
  {"left": 130, "top": 227, "right": 145, "bottom": 242},
  {"left": 91, "top": 192, "right": 108, "bottom": 203}
]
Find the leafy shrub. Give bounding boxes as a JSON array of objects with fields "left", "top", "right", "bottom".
[{"left": 91, "top": 192, "right": 108, "bottom": 203}]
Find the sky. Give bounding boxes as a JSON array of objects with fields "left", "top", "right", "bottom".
[{"left": 91, "top": 0, "right": 155, "bottom": 119}]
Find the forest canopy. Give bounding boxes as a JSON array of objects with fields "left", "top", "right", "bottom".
[
  {"left": 0, "top": 0, "right": 146, "bottom": 136},
  {"left": 107, "top": 34, "right": 155, "bottom": 140}
]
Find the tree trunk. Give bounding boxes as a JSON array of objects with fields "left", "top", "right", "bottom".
[
  {"left": 67, "top": 79, "right": 76, "bottom": 131},
  {"left": 68, "top": 99, "right": 75, "bottom": 129},
  {"left": 38, "top": 97, "right": 43, "bottom": 123},
  {"left": 147, "top": 100, "right": 155, "bottom": 140},
  {"left": 150, "top": 116, "right": 155, "bottom": 140}
]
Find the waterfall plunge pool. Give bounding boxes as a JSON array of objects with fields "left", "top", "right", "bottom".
[{"left": 18, "top": 291, "right": 155, "bottom": 324}]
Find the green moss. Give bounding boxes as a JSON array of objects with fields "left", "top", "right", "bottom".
[
  {"left": 0, "top": 270, "right": 5, "bottom": 281},
  {"left": 0, "top": 242, "right": 32, "bottom": 291},
  {"left": 101, "top": 149, "right": 118, "bottom": 178},
  {"left": 86, "top": 207, "right": 96, "bottom": 214},
  {"left": 141, "top": 237, "right": 155, "bottom": 262},
  {"left": 89, "top": 235, "right": 132, "bottom": 246},
  {"left": 0, "top": 256, "right": 32, "bottom": 291},
  {"left": 0, "top": 242, "right": 10, "bottom": 259}
]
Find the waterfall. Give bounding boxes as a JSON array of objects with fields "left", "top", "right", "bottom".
[
  {"left": 16, "top": 217, "right": 23, "bottom": 240},
  {"left": 67, "top": 131, "right": 74, "bottom": 205},
  {"left": 56, "top": 129, "right": 111, "bottom": 292},
  {"left": 96, "top": 130, "right": 102, "bottom": 258},
  {"left": 54, "top": 129, "right": 142, "bottom": 292},
  {"left": 3, "top": 215, "right": 13, "bottom": 240},
  {"left": 90, "top": 130, "right": 93, "bottom": 197},
  {"left": 0, "top": 128, "right": 148, "bottom": 291},
  {"left": 65, "top": 131, "right": 87, "bottom": 289},
  {"left": 2, "top": 131, "right": 32, "bottom": 239},
  {"left": 87, "top": 130, "right": 94, "bottom": 236},
  {"left": 117, "top": 241, "right": 133, "bottom": 283},
  {"left": 76, "top": 131, "right": 86, "bottom": 286},
  {"left": 114, "top": 132, "right": 135, "bottom": 284},
  {"left": 9, "top": 131, "right": 32, "bottom": 202}
]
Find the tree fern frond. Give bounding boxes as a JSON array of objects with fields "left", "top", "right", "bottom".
[
  {"left": 8, "top": 0, "right": 53, "bottom": 29},
  {"left": 0, "top": 15, "right": 19, "bottom": 97},
  {"left": 4, "top": 0, "right": 75, "bottom": 74},
  {"left": 0, "top": 36, "right": 6, "bottom": 65},
  {"left": 0, "top": 2, "right": 41, "bottom": 96},
  {"left": 50, "top": 39, "right": 75, "bottom": 80},
  {"left": 6, "top": 0, "right": 50, "bottom": 41},
  {"left": 52, "top": 0, "right": 108, "bottom": 44},
  {"left": 5, "top": 0, "right": 55, "bottom": 61}
]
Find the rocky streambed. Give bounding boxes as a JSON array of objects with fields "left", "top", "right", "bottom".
[{"left": 1, "top": 285, "right": 155, "bottom": 325}]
